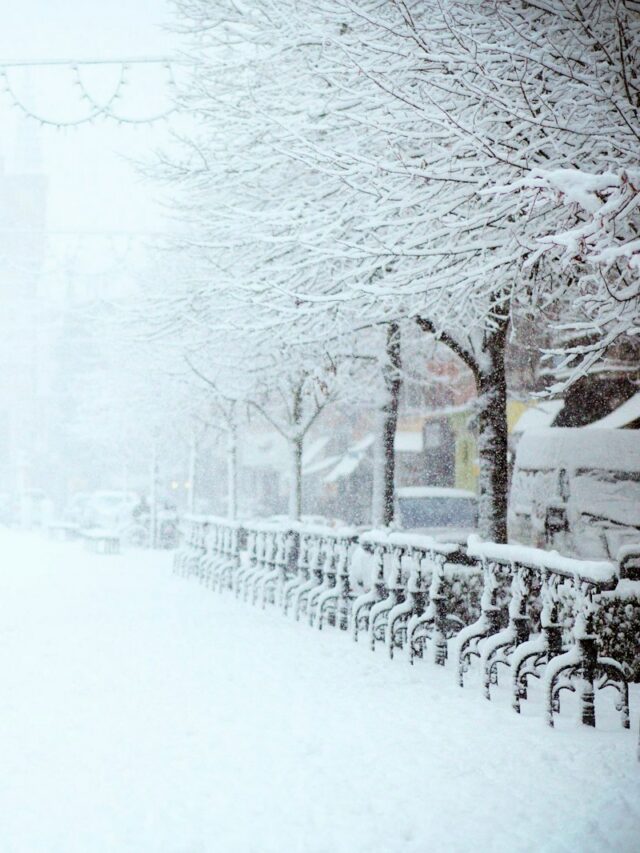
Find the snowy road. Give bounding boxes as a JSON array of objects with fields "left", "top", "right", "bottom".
[{"left": 0, "top": 531, "right": 638, "bottom": 853}]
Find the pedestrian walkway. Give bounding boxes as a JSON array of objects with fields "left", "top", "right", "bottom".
[{"left": 0, "top": 530, "right": 637, "bottom": 853}]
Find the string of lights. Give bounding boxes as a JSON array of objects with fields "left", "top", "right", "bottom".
[{"left": 0, "top": 57, "right": 183, "bottom": 126}]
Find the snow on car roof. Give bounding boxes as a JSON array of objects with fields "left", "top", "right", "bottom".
[
  {"left": 512, "top": 400, "right": 564, "bottom": 433},
  {"left": 396, "top": 487, "right": 477, "bottom": 499},
  {"left": 516, "top": 428, "right": 640, "bottom": 472},
  {"left": 585, "top": 392, "right": 640, "bottom": 429}
]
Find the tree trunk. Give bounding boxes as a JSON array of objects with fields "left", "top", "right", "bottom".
[
  {"left": 227, "top": 422, "right": 238, "bottom": 520},
  {"left": 289, "top": 434, "right": 303, "bottom": 521},
  {"left": 149, "top": 440, "right": 159, "bottom": 548},
  {"left": 371, "top": 425, "right": 386, "bottom": 527},
  {"left": 187, "top": 433, "right": 197, "bottom": 514},
  {"left": 415, "top": 313, "right": 510, "bottom": 543},
  {"left": 476, "top": 322, "right": 509, "bottom": 544},
  {"left": 372, "top": 323, "right": 402, "bottom": 527}
]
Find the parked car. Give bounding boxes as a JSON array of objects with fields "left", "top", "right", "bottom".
[
  {"left": 63, "top": 492, "right": 93, "bottom": 527},
  {"left": 508, "top": 427, "right": 640, "bottom": 559},
  {"left": 0, "top": 492, "right": 11, "bottom": 526},
  {"left": 395, "top": 486, "right": 478, "bottom": 541},
  {"left": 62, "top": 491, "right": 178, "bottom": 547},
  {"left": 77, "top": 491, "right": 138, "bottom": 530},
  {"left": 20, "top": 489, "right": 54, "bottom": 529}
]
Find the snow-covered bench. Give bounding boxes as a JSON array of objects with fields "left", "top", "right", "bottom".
[
  {"left": 47, "top": 521, "right": 81, "bottom": 541},
  {"left": 82, "top": 528, "right": 120, "bottom": 555}
]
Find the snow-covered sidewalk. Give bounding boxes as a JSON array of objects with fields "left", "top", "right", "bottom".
[{"left": 0, "top": 530, "right": 638, "bottom": 853}]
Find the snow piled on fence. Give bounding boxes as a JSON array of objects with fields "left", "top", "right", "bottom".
[
  {"left": 466, "top": 534, "right": 617, "bottom": 585},
  {"left": 0, "top": 530, "right": 638, "bottom": 853}
]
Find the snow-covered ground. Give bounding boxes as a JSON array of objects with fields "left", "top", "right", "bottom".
[{"left": 0, "top": 530, "right": 638, "bottom": 853}]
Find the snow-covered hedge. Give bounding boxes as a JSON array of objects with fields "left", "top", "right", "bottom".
[{"left": 596, "top": 583, "right": 640, "bottom": 682}]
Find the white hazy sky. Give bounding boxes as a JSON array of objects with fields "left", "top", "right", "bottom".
[{"left": 0, "top": 0, "right": 180, "bottom": 236}]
